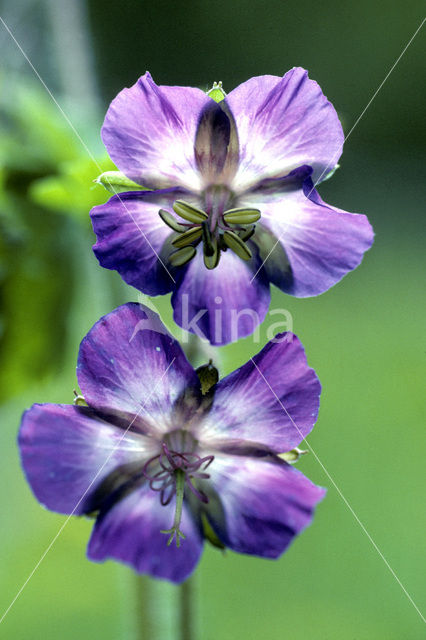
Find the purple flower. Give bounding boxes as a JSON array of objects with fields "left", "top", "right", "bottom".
[
  {"left": 19, "top": 303, "right": 325, "bottom": 583},
  {"left": 91, "top": 69, "right": 373, "bottom": 345}
]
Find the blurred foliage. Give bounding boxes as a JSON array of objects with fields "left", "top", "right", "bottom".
[{"left": 0, "top": 81, "right": 113, "bottom": 402}]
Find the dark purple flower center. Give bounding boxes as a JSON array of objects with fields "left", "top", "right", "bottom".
[
  {"left": 143, "top": 441, "right": 214, "bottom": 547},
  {"left": 158, "top": 189, "right": 261, "bottom": 270}
]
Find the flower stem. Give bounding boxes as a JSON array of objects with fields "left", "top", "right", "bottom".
[
  {"left": 179, "top": 576, "right": 195, "bottom": 640},
  {"left": 134, "top": 574, "right": 153, "bottom": 640}
]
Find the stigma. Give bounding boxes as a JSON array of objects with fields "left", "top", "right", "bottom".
[
  {"left": 143, "top": 441, "right": 214, "bottom": 547},
  {"left": 159, "top": 197, "right": 260, "bottom": 270}
]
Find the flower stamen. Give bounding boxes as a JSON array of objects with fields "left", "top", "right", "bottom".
[
  {"left": 222, "top": 208, "right": 260, "bottom": 225},
  {"left": 159, "top": 209, "right": 187, "bottom": 232},
  {"left": 223, "top": 230, "right": 252, "bottom": 260},
  {"left": 162, "top": 198, "right": 260, "bottom": 269},
  {"left": 169, "top": 246, "right": 196, "bottom": 267},
  {"left": 173, "top": 200, "right": 208, "bottom": 223}
]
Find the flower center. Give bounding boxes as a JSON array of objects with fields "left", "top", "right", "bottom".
[
  {"left": 143, "top": 441, "right": 214, "bottom": 547},
  {"left": 158, "top": 187, "right": 261, "bottom": 270}
]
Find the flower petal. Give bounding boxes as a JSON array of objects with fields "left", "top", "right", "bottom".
[
  {"left": 87, "top": 485, "right": 203, "bottom": 583},
  {"left": 194, "top": 101, "right": 239, "bottom": 186},
  {"left": 18, "top": 403, "right": 154, "bottom": 515},
  {"left": 225, "top": 68, "right": 344, "bottom": 191},
  {"left": 197, "top": 334, "right": 320, "bottom": 452},
  {"left": 206, "top": 455, "right": 325, "bottom": 557},
  {"left": 249, "top": 176, "right": 374, "bottom": 297},
  {"left": 171, "top": 247, "right": 270, "bottom": 345},
  {"left": 77, "top": 303, "right": 200, "bottom": 434},
  {"left": 102, "top": 72, "right": 211, "bottom": 191},
  {"left": 91, "top": 189, "right": 187, "bottom": 295}
]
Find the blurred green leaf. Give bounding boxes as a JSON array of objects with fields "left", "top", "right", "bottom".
[{"left": 29, "top": 156, "right": 117, "bottom": 219}]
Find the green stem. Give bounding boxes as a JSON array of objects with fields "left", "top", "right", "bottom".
[
  {"left": 179, "top": 577, "right": 195, "bottom": 640},
  {"left": 134, "top": 574, "right": 153, "bottom": 640}
]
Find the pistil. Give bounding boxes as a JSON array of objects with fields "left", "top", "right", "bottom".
[
  {"left": 160, "top": 468, "right": 186, "bottom": 547},
  {"left": 143, "top": 441, "right": 214, "bottom": 548}
]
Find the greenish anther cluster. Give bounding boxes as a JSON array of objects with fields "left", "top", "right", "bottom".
[{"left": 160, "top": 200, "right": 261, "bottom": 270}]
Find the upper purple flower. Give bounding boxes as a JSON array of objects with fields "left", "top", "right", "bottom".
[
  {"left": 91, "top": 68, "right": 373, "bottom": 346},
  {"left": 19, "top": 303, "right": 325, "bottom": 583}
]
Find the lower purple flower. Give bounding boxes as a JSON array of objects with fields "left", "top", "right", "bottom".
[{"left": 19, "top": 303, "right": 326, "bottom": 583}]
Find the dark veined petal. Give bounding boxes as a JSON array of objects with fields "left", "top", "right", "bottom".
[
  {"left": 18, "top": 404, "right": 155, "bottom": 515},
  {"left": 205, "top": 455, "right": 325, "bottom": 557},
  {"left": 87, "top": 485, "right": 204, "bottom": 583},
  {"left": 101, "top": 72, "right": 211, "bottom": 191},
  {"left": 225, "top": 68, "right": 344, "bottom": 192},
  {"left": 171, "top": 247, "right": 270, "bottom": 346},
  {"left": 91, "top": 189, "right": 188, "bottom": 296},
  {"left": 250, "top": 177, "right": 374, "bottom": 297},
  {"left": 77, "top": 303, "right": 201, "bottom": 436},
  {"left": 196, "top": 334, "right": 320, "bottom": 452},
  {"left": 194, "top": 100, "right": 239, "bottom": 187}
]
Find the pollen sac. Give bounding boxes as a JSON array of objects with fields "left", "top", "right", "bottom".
[
  {"left": 159, "top": 209, "right": 187, "bottom": 232},
  {"left": 202, "top": 223, "right": 220, "bottom": 269},
  {"left": 172, "top": 226, "right": 203, "bottom": 248},
  {"left": 173, "top": 200, "right": 208, "bottom": 223},
  {"left": 239, "top": 225, "right": 256, "bottom": 242},
  {"left": 169, "top": 246, "right": 196, "bottom": 267},
  {"left": 223, "top": 208, "right": 261, "bottom": 225},
  {"left": 223, "top": 230, "right": 252, "bottom": 261}
]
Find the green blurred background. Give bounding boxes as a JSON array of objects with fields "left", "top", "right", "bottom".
[{"left": 0, "top": 0, "right": 425, "bottom": 638}]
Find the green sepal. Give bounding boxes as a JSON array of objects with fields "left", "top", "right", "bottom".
[
  {"left": 279, "top": 448, "right": 308, "bottom": 463},
  {"left": 95, "top": 170, "right": 144, "bottom": 193},
  {"left": 196, "top": 360, "right": 219, "bottom": 395},
  {"left": 206, "top": 81, "right": 226, "bottom": 103},
  {"left": 201, "top": 512, "right": 225, "bottom": 549},
  {"left": 321, "top": 164, "right": 340, "bottom": 183}
]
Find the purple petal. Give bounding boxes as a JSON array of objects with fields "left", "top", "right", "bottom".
[
  {"left": 207, "top": 455, "right": 325, "bottom": 557},
  {"left": 77, "top": 303, "right": 200, "bottom": 434},
  {"left": 196, "top": 334, "right": 320, "bottom": 452},
  {"left": 87, "top": 485, "right": 203, "bottom": 583},
  {"left": 91, "top": 189, "right": 185, "bottom": 295},
  {"left": 102, "top": 72, "right": 211, "bottom": 191},
  {"left": 249, "top": 178, "right": 374, "bottom": 297},
  {"left": 171, "top": 247, "right": 270, "bottom": 346},
  {"left": 18, "top": 403, "right": 154, "bottom": 515},
  {"left": 225, "top": 68, "right": 344, "bottom": 191}
]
